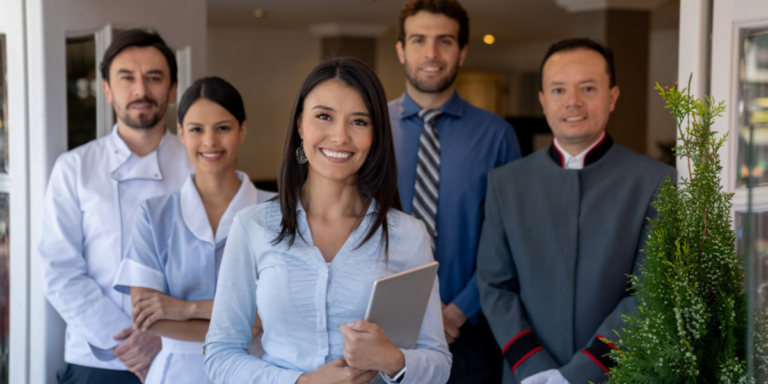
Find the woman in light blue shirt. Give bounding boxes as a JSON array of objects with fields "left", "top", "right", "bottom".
[
  {"left": 204, "top": 58, "right": 451, "bottom": 384},
  {"left": 113, "top": 77, "right": 273, "bottom": 384}
]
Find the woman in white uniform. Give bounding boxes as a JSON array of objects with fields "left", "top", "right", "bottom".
[{"left": 113, "top": 77, "right": 273, "bottom": 384}]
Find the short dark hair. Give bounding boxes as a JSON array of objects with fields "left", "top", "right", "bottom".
[
  {"left": 539, "top": 38, "right": 616, "bottom": 90},
  {"left": 275, "top": 57, "right": 402, "bottom": 254},
  {"left": 177, "top": 77, "right": 246, "bottom": 126},
  {"left": 398, "top": 0, "right": 469, "bottom": 49},
  {"left": 99, "top": 29, "right": 178, "bottom": 85}
]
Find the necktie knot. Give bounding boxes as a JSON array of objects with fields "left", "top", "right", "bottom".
[{"left": 418, "top": 109, "right": 443, "bottom": 126}]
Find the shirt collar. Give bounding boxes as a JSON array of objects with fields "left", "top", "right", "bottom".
[
  {"left": 108, "top": 124, "right": 173, "bottom": 181},
  {"left": 181, "top": 170, "right": 261, "bottom": 245},
  {"left": 549, "top": 131, "right": 613, "bottom": 169},
  {"left": 398, "top": 90, "right": 465, "bottom": 119}
]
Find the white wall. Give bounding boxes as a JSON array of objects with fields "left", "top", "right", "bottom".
[
  {"left": 26, "top": 1, "right": 207, "bottom": 383},
  {"left": 647, "top": 28, "right": 680, "bottom": 160},
  {"left": 0, "top": 0, "right": 7, "bottom": 32},
  {"left": 207, "top": 27, "right": 320, "bottom": 182}
]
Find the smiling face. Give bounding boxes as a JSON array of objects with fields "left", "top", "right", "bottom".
[
  {"left": 298, "top": 79, "right": 373, "bottom": 185},
  {"left": 396, "top": 11, "right": 467, "bottom": 95},
  {"left": 103, "top": 46, "right": 177, "bottom": 130},
  {"left": 178, "top": 98, "right": 246, "bottom": 176},
  {"left": 539, "top": 48, "right": 619, "bottom": 152}
]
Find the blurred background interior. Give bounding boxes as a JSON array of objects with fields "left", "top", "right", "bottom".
[
  {"left": 9, "top": 0, "right": 768, "bottom": 383},
  {"left": 62, "top": 0, "right": 683, "bottom": 190}
]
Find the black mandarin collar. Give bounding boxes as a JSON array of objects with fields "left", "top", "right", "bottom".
[{"left": 548, "top": 133, "right": 614, "bottom": 169}]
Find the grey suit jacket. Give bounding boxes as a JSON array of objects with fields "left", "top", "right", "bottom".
[{"left": 477, "top": 139, "right": 675, "bottom": 384}]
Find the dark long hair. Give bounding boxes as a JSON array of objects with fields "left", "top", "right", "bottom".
[{"left": 274, "top": 57, "right": 402, "bottom": 253}]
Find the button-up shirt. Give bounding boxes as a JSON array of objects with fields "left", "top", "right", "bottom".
[
  {"left": 38, "top": 126, "right": 193, "bottom": 369},
  {"left": 203, "top": 201, "right": 451, "bottom": 384},
  {"left": 389, "top": 91, "right": 521, "bottom": 323},
  {"left": 552, "top": 132, "right": 607, "bottom": 170}
]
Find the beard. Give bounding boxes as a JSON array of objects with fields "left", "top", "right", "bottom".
[
  {"left": 404, "top": 58, "right": 459, "bottom": 94},
  {"left": 117, "top": 97, "right": 166, "bottom": 130}
]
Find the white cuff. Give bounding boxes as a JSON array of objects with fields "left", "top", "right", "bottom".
[
  {"left": 380, "top": 366, "right": 406, "bottom": 383},
  {"left": 112, "top": 258, "right": 165, "bottom": 294}
]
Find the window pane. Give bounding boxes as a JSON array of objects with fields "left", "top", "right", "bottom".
[
  {"left": 66, "top": 36, "right": 97, "bottom": 150},
  {"left": 0, "top": 193, "right": 8, "bottom": 384},
  {"left": 0, "top": 35, "right": 8, "bottom": 174},
  {"left": 736, "top": 28, "right": 768, "bottom": 188},
  {"left": 737, "top": 210, "right": 768, "bottom": 382},
  {"left": 737, "top": 212, "right": 768, "bottom": 310}
]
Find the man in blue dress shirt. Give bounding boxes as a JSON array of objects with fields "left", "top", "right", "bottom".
[{"left": 389, "top": 1, "right": 521, "bottom": 382}]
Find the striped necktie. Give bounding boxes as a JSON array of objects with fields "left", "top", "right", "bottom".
[{"left": 413, "top": 109, "right": 443, "bottom": 246}]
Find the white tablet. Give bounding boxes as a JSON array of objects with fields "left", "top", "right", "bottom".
[{"left": 364, "top": 261, "right": 439, "bottom": 349}]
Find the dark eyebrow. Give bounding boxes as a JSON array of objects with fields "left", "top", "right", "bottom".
[
  {"left": 408, "top": 34, "right": 456, "bottom": 41},
  {"left": 186, "top": 120, "right": 235, "bottom": 127},
  {"left": 116, "top": 69, "right": 134, "bottom": 75},
  {"left": 145, "top": 70, "right": 165, "bottom": 76},
  {"left": 312, "top": 105, "right": 334, "bottom": 111},
  {"left": 351, "top": 112, "right": 371, "bottom": 118},
  {"left": 548, "top": 79, "right": 597, "bottom": 87}
]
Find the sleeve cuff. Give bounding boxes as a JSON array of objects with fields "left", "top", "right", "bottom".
[
  {"left": 112, "top": 258, "right": 166, "bottom": 294},
  {"left": 502, "top": 330, "right": 559, "bottom": 381},
  {"left": 88, "top": 343, "right": 118, "bottom": 361},
  {"left": 380, "top": 366, "right": 406, "bottom": 383},
  {"left": 451, "top": 289, "right": 481, "bottom": 325},
  {"left": 560, "top": 351, "right": 612, "bottom": 383},
  {"left": 560, "top": 335, "right": 617, "bottom": 383}
]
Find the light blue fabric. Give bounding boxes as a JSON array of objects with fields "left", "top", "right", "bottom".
[
  {"left": 203, "top": 200, "right": 452, "bottom": 384},
  {"left": 112, "top": 171, "right": 274, "bottom": 384}
]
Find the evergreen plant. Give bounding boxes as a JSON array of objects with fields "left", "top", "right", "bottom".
[{"left": 603, "top": 78, "right": 756, "bottom": 383}]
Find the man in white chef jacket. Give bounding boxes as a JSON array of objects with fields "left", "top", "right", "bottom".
[{"left": 38, "top": 30, "right": 194, "bottom": 384}]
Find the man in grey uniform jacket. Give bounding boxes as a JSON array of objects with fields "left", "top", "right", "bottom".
[{"left": 477, "top": 38, "right": 676, "bottom": 384}]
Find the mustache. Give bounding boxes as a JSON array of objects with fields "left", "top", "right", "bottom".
[
  {"left": 418, "top": 61, "right": 445, "bottom": 68},
  {"left": 127, "top": 97, "right": 158, "bottom": 108}
]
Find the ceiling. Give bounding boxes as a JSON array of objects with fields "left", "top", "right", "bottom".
[{"left": 206, "top": 0, "right": 576, "bottom": 43}]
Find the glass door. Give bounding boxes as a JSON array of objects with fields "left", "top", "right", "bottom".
[{"left": 737, "top": 27, "right": 768, "bottom": 380}]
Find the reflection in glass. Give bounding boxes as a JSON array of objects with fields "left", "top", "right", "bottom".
[
  {"left": 0, "top": 193, "right": 8, "bottom": 384},
  {"left": 0, "top": 35, "right": 8, "bottom": 174},
  {"left": 737, "top": 212, "right": 768, "bottom": 311},
  {"left": 737, "top": 28, "right": 768, "bottom": 188},
  {"left": 66, "top": 36, "right": 97, "bottom": 150},
  {"left": 738, "top": 210, "right": 768, "bottom": 382}
]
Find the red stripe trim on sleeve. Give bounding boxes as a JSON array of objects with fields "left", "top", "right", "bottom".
[
  {"left": 595, "top": 334, "right": 617, "bottom": 350},
  {"left": 582, "top": 350, "right": 610, "bottom": 373},
  {"left": 512, "top": 346, "right": 544, "bottom": 372},
  {"left": 502, "top": 330, "right": 532, "bottom": 355}
]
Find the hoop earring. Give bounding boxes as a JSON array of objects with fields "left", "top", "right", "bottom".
[{"left": 296, "top": 139, "right": 308, "bottom": 164}]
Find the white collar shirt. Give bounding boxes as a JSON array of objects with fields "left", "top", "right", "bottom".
[
  {"left": 553, "top": 131, "right": 607, "bottom": 170},
  {"left": 38, "top": 125, "right": 194, "bottom": 369}
]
